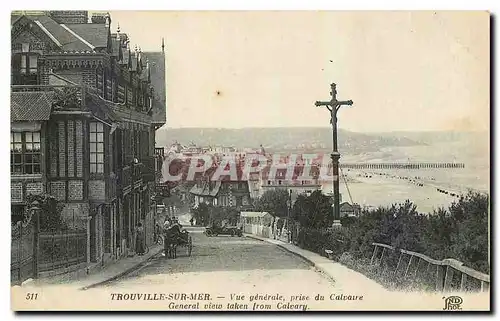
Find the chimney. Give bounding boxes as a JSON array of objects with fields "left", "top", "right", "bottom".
[
  {"left": 105, "top": 13, "right": 111, "bottom": 28},
  {"left": 49, "top": 11, "right": 88, "bottom": 24},
  {"left": 91, "top": 12, "right": 107, "bottom": 24}
]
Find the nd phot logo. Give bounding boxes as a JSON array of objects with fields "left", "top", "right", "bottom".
[{"left": 443, "top": 296, "right": 463, "bottom": 311}]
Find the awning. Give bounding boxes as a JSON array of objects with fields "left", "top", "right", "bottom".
[{"left": 11, "top": 122, "right": 42, "bottom": 132}]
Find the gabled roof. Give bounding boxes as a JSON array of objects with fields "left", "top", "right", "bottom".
[
  {"left": 130, "top": 54, "right": 138, "bottom": 71},
  {"left": 12, "top": 14, "right": 93, "bottom": 52},
  {"left": 11, "top": 13, "right": 110, "bottom": 53},
  {"left": 189, "top": 181, "right": 222, "bottom": 197},
  {"left": 142, "top": 51, "right": 166, "bottom": 125},
  {"left": 110, "top": 37, "right": 121, "bottom": 58},
  {"left": 340, "top": 202, "right": 354, "bottom": 210},
  {"left": 11, "top": 92, "right": 54, "bottom": 121},
  {"left": 65, "top": 23, "right": 109, "bottom": 48}
]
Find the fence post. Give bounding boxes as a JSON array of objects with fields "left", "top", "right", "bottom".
[
  {"left": 51, "top": 230, "right": 55, "bottom": 271},
  {"left": 394, "top": 252, "right": 403, "bottom": 275},
  {"left": 379, "top": 248, "right": 386, "bottom": 267},
  {"left": 481, "top": 281, "right": 489, "bottom": 292},
  {"left": 435, "top": 265, "right": 445, "bottom": 292},
  {"left": 443, "top": 266, "right": 455, "bottom": 292},
  {"left": 33, "top": 210, "right": 40, "bottom": 278},
  {"left": 65, "top": 229, "right": 69, "bottom": 268},
  {"left": 370, "top": 245, "right": 379, "bottom": 265},
  {"left": 404, "top": 255, "right": 414, "bottom": 277},
  {"left": 413, "top": 258, "right": 422, "bottom": 280},
  {"left": 18, "top": 223, "right": 22, "bottom": 282},
  {"left": 460, "top": 273, "right": 467, "bottom": 292}
]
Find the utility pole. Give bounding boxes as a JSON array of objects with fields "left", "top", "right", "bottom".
[{"left": 315, "top": 83, "right": 353, "bottom": 226}]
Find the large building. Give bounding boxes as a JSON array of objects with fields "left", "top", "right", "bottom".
[{"left": 10, "top": 11, "right": 166, "bottom": 263}]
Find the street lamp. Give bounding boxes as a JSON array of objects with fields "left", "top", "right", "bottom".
[{"left": 30, "top": 200, "right": 40, "bottom": 228}]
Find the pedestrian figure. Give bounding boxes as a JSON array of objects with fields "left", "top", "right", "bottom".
[
  {"left": 154, "top": 221, "right": 163, "bottom": 244},
  {"left": 135, "top": 222, "right": 145, "bottom": 256},
  {"left": 190, "top": 217, "right": 194, "bottom": 226}
]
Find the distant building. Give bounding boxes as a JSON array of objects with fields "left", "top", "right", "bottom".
[
  {"left": 189, "top": 167, "right": 252, "bottom": 210},
  {"left": 259, "top": 167, "right": 322, "bottom": 198},
  {"left": 339, "top": 202, "right": 361, "bottom": 217}
]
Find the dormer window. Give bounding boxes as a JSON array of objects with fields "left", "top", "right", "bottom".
[{"left": 12, "top": 43, "right": 39, "bottom": 85}]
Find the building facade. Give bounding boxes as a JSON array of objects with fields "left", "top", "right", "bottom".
[{"left": 10, "top": 11, "right": 166, "bottom": 264}]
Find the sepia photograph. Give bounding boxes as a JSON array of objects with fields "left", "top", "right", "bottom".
[{"left": 8, "top": 7, "right": 491, "bottom": 312}]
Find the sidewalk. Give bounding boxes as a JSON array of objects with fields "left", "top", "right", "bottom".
[
  {"left": 245, "top": 234, "right": 389, "bottom": 293},
  {"left": 26, "top": 244, "right": 164, "bottom": 290}
]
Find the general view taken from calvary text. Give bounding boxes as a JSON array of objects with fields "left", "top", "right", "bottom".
[{"left": 10, "top": 10, "right": 489, "bottom": 311}]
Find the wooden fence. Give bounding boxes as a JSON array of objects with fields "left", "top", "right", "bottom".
[{"left": 371, "top": 242, "right": 490, "bottom": 293}]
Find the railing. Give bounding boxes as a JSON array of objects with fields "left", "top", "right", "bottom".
[
  {"left": 155, "top": 147, "right": 165, "bottom": 157},
  {"left": 11, "top": 220, "right": 36, "bottom": 284},
  {"left": 11, "top": 84, "right": 86, "bottom": 110},
  {"left": 37, "top": 229, "right": 87, "bottom": 272},
  {"left": 371, "top": 243, "right": 490, "bottom": 293}
]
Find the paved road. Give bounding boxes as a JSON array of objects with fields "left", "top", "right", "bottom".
[{"left": 93, "top": 226, "right": 337, "bottom": 303}]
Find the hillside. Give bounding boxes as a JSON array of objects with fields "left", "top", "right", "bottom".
[{"left": 155, "top": 127, "right": 424, "bottom": 154}]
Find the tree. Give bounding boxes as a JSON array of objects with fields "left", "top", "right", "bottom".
[
  {"left": 292, "top": 190, "right": 333, "bottom": 229},
  {"left": 24, "top": 193, "right": 66, "bottom": 231},
  {"left": 254, "top": 189, "right": 289, "bottom": 218}
]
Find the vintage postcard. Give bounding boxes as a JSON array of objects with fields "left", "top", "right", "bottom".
[{"left": 10, "top": 10, "right": 490, "bottom": 311}]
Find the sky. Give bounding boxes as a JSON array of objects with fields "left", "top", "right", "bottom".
[{"left": 109, "top": 11, "right": 489, "bottom": 132}]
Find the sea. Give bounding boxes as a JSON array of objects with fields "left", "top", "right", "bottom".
[{"left": 320, "top": 138, "right": 489, "bottom": 214}]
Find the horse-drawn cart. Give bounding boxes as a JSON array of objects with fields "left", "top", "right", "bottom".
[{"left": 163, "top": 224, "right": 193, "bottom": 259}]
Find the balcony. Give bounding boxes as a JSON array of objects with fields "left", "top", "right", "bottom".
[
  {"left": 133, "top": 162, "right": 144, "bottom": 188},
  {"left": 142, "top": 156, "right": 156, "bottom": 183},
  {"left": 11, "top": 85, "right": 86, "bottom": 110},
  {"left": 154, "top": 147, "right": 165, "bottom": 157},
  {"left": 119, "top": 166, "right": 132, "bottom": 194}
]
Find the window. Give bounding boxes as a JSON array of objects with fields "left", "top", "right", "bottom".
[
  {"left": 10, "top": 133, "right": 23, "bottom": 174},
  {"left": 12, "top": 53, "right": 39, "bottom": 85},
  {"left": 89, "top": 122, "right": 104, "bottom": 173},
  {"left": 10, "top": 132, "right": 41, "bottom": 174}
]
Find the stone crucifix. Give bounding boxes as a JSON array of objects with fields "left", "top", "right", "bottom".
[{"left": 315, "top": 83, "right": 353, "bottom": 225}]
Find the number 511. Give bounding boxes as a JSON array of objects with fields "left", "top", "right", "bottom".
[{"left": 25, "top": 293, "right": 38, "bottom": 300}]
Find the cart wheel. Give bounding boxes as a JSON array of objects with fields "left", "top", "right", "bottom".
[{"left": 188, "top": 236, "right": 193, "bottom": 256}]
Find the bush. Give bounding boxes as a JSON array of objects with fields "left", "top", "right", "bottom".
[{"left": 295, "top": 191, "right": 490, "bottom": 288}]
